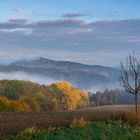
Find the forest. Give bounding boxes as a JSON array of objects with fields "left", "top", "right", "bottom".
[
  {"left": 0, "top": 79, "right": 138, "bottom": 113},
  {"left": 0, "top": 80, "right": 89, "bottom": 112},
  {"left": 90, "top": 88, "right": 139, "bottom": 106}
]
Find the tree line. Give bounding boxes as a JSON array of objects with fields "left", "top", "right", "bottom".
[
  {"left": 90, "top": 88, "right": 140, "bottom": 106},
  {"left": 0, "top": 80, "right": 89, "bottom": 112}
]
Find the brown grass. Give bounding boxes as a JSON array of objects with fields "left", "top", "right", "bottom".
[
  {"left": 70, "top": 116, "right": 89, "bottom": 129},
  {"left": 0, "top": 105, "right": 137, "bottom": 136},
  {"left": 113, "top": 110, "right": 140, "bottom": 126}
]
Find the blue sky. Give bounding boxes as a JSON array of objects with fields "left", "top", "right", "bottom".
[
  {"left": 0, "top": 0, "right": 140, "bottom": 66},
  {"left": 1, "top": 0, "right": 140, "bottom": 21}
]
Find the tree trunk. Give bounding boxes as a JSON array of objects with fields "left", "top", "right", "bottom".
[{"left": 135, "top": 93, "right": 138, "bottom": 114}]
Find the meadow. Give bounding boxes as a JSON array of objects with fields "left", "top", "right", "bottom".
[
  {"left": 0, "top": 105, "right": 138, "bottom": 138},
  {"left": 3, "top": 121, "right": 140, "bottom": 140}
]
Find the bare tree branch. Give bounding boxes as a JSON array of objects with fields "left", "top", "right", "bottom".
[{"left": 120, "top": 53, "right": 140, "bottom": 114}]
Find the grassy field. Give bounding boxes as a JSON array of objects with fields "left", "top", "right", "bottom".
[
  {"left": 3, "top": 121, "right": 140, "bottom": 140},
  {"left": 0, "top": 105, "right": 136, "bottom": 137}
]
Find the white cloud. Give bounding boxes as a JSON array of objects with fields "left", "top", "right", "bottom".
[
  {"left": 0, "top": 28, "right": 32, "bottom": 35},
  {"left": 67, "top": 28, "right": 94, "bottom": 34}
]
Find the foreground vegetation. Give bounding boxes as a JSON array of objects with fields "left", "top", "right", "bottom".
[
  {"left": 3, "top": 121, "right": 140, "bottom": 140},
  {"left": 0, "top": 80, "right": 140, "bottom": 139},
  {"left": 0, "top": 105, "right": 137, "bottom": 137}
]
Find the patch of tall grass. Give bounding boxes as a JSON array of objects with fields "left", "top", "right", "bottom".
[
  {"left": 113, "top": 111, "right": 140, "bottom": 126},
  {"left": 3, "top": 121, "right": 140, "bottom": 140},
  {"left": 70, "top": 116, "right": 89, "bottom": 128}
]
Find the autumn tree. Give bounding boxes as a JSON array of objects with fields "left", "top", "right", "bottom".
[
  {"left": 0, "top": 80, "right": 89, "bottom": 112},
  {"left": 120, "top": 53, "right": 140, "bottom": 114}
]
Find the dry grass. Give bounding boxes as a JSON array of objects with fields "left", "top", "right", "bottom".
[
  {"left": 0, "top": 105, "right": 137, "bottom": 136},
  {"left": 70, "top": 116, "right": 89, "bottom": 129},
  {"left": 113, "top": 110, "right": 140, "bottom": 126}
]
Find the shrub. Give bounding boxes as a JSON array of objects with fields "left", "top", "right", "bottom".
[
  {"left": 70, "top": 116, "right": 89, "bottom": 129},
  {"left": 21, "top": 126, "right": 38, "bottom": 135}
]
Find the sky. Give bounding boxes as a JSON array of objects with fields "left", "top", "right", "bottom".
[{"left": 0, "top": 0, "right": 140, "bottom": 66}]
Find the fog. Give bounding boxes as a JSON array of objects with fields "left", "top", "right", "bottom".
[
  {"left": 0, "top": 71, "right": 61, "bottom": 86},
  {"left": 0, "top": 71, "right": 120, "bottom": 92},
  {"left": 90, "top": 82, "right": 120, "bottom": 93}
]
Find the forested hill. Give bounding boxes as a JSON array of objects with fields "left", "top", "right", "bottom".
[
  {"left": 0, "top": 80, "right": 89, "bottom": 112},
  {"left": 0, "top": 57, "right": 120, "bottom": 89}
]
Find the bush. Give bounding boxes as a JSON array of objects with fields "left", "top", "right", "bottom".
[
  {"left": 21, "top": 126, "right": 38, "bottom": 135},
  {"left": 70, "top": 116, "right": 89, "bottom": 129}
]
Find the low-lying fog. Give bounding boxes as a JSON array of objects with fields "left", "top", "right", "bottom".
[
  {"left": 0, "top": 71, "right": 120, "bottom": 92},
  {"left": 89, "top": 82, "right": 120, "bottom": 93},
  {"left": 0, "top": 71, "right": 59, "bottom": 85}
]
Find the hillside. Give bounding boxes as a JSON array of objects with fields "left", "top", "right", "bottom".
[{"left": 0, "top": 57, "right": 120, "bottom": 89}]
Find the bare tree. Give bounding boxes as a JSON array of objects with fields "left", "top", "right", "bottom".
[{"left": 120, "top": 53, "right": 140, "bottom": 114}]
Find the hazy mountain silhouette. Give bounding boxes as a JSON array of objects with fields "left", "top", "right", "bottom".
[{"left": 0, "top": 57, "right": 120, "bottom": 89}]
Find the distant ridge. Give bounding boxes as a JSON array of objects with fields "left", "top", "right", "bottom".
[
  {"left": 11, "top": 57, "right": 118, "bottom": 69},
  {"left": 0, "top": 57, "right": 120, "bottom": 89}
]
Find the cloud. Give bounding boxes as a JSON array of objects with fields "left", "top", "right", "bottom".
[
  {"left": 66, "top": 28, "right": 93, "bottom": 34},
  {"left": 0, "top": 28, "right": 32, "bottom": 35},
  {"left": 0, "top": 19, "right": 87, "bottom": 29},
  {"left": 0, "top": 19, "right": 28, "bottom": 29},
  {"left": 0, "top": 18, "right": 139, "bottom": 66},
  {"left": 30, "top": 19, "right": 87, "bottom": 28},
  {"left": 62, "top": 13, "right": 90, "bottom": 18},
  {"left": 8, "top": 18, "right": 28, "bottom": 24}
]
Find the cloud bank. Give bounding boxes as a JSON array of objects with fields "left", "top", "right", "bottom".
[
  {"left": 62, "top": 13, "right": 90, "bottom": 18},
  {"left": 0, "top": 18, "right": 140, "bottom": 66}
]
